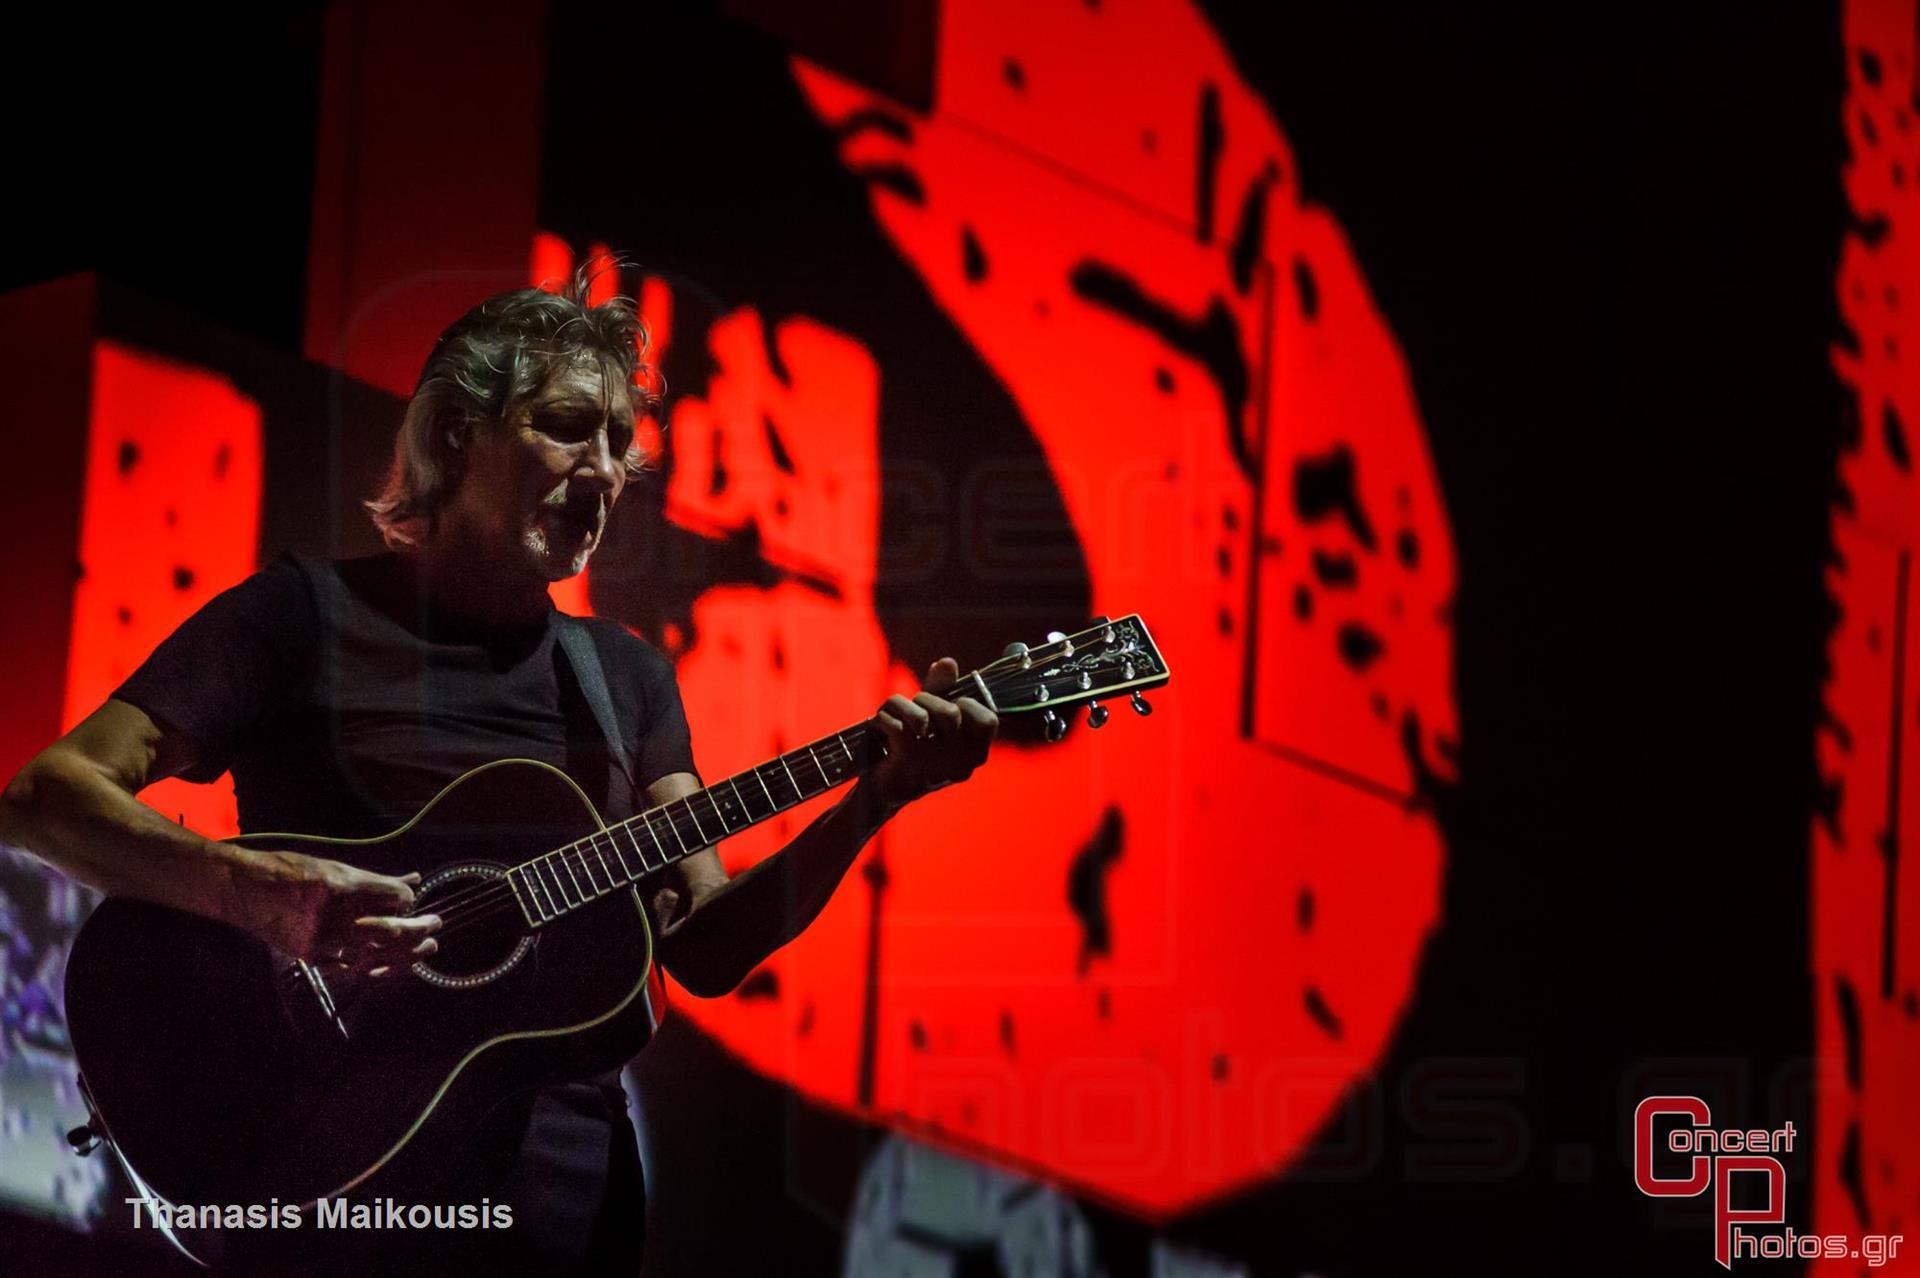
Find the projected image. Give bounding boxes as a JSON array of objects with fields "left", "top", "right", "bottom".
[
  {"left": 0, "top": 844, "right": 110, "bottom": 1228},
  {"left": 0, "top": 341, "right": 261, "bottom": 1237},
  {"left": 533, "top": 0, "right": 1459, "bottom": 1216}
]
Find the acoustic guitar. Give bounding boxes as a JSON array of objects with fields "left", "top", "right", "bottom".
[{"left": 63, "top": 616, "right": 1169, "bottom": 1229}]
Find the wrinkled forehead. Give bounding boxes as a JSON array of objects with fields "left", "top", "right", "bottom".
[{"left": 513, "top": 349, "right": 636, "bottom": 420}]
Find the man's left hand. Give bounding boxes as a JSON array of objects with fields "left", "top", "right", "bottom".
[{"left": 869, "top": 658, "right": 998, "bottom": 810}]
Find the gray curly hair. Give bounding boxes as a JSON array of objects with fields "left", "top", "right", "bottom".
[{"left": 365, "top": 259, "right": 663, "bottom": 547}]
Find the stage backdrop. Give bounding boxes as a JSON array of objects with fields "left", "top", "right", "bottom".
[{"left": 2, "top": 1, "right": 1896, "bottom": 1275}]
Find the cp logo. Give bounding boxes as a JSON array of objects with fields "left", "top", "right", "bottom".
[{"left": 1635, "top": 1097, "right": 1787, "bottom": 1270}]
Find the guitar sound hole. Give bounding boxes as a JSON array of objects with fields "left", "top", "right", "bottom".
[{"left": 411, "top": 864, "right": 535, "bottom": 989}]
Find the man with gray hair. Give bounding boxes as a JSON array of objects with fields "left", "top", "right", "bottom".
[{"left": 1, "top": 265, "right": 997, "bottom": 1273}]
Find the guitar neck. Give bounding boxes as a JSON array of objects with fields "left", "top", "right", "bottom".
[
  {"left": 496, "top": 612, "right": 1171, "bottom": 928},
  {"left": 504, "top": 722, "right": 884, "bottom": 926}
]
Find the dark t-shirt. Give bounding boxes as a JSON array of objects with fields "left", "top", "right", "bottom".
[
  {"left": 112, "top": 551, "right": 695, "bottom": 1272},
  {"left": 115, "top": 551, "right": 694, "bottom": 844}
]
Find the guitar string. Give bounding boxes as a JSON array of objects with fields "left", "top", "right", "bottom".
[
  {"left": 423, "top": 702, "right": 1103, "bottom": 942},
  {"left": 412, "top": 678, "right": 1137, "bottom": 941},
  {"left": 419, "top": 726, "right": 879, "bottom": 939},
  {"left": 396, "top": 628, "right": 1150, "bottom": 943},
  {"left": 403, "top": 724, "right": 877, "bottom": 928},
  {"left": 400, "top": 650, "right": 1022, "bottom": 928},
  {"left": 411, "top": 663, "right": 1152, "bottom": 940},
  {"left": 411, "top": 652, "right": 1058, "bottom": 933},
  {"left": 428, "top": 767, "right": 845, "bottom": 931}
]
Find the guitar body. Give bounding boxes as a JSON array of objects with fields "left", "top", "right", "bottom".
[{"left": 64, "top": 759, "right": 659, "bottom": 1209}]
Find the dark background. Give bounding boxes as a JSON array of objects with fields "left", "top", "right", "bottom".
[{"left": 0, "top": 2, "right": 1845, "bottom": 1273}]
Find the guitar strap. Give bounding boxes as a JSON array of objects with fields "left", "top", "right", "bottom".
[
  {"left": 554, "top": 616, "right": 643, "bottom": 808},
  {"left": 555, "top": 615, "right": 668, "bottom": 1035}
]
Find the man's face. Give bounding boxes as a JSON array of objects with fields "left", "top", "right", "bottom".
[{"left": 444, "top": 354, "right": 636, "bottom": 582}]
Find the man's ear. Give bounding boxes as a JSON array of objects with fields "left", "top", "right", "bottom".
[
  {"left": 441, "top": 408, "right": 482, "bottom": 455},
  {"left": 439, "top": 420, "right": 470, "bottom": 488}
]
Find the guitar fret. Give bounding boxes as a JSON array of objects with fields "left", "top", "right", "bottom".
[
  {"left": 583, "top": 840, "right": 614, "bottom": 890},
  {"left": 708, "top": 777, "right": 748, "bottom": 828},
  {"left": 804, "top": 744, "right": 832, "bottom": 788},
  {"left": 563, "top": 850, "right": 591, "bottom": 900},
  {"left": 703, "top": 789, "right": 733, "bottom": 834},
  {"left": 609, "top": 827, "right": 639, "bottom": 880},
  {"left": 523, "top": 860, "right": 549, "bottom": 915},
  {"left": 589, "top": 837, "right": 618, "bottom": 889},
  {"left": 778, "top": 755, "right": 803, "bottom": 799},
  {"left": 535, "top": 857, "right": 569, "bottom": 912},
  {"left": 639, "top": 810, "right": 670, "bottom": 865},
  {"left": 754, "top": 766, "right": 778, "bottom": 812},
  {"left": 547, "top": 853, "right": 579, "bottom": 909},
  {"left": 836, "top": 733, "right": 855, "bottom": 765},
  {"left": 691, "top": 790, "right": 721, "bottom": 840},
  {"left": 536, "top": 854, "right": 564, "bottom": 909},
  {"left": 534, "top": 864, "right": 563, "bottom": 919},
  {"left": 508, "top": 867, "right": 545, "bottom": 924},
  {"left": 574, "top": 844, "right": 602, "bottom": 895},
  {"left": 665, "top": 808, "right": 692, "bottom": 857}
]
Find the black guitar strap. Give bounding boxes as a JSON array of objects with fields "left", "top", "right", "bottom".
[
  {"left": 554, "top": 616, "right": 642, "bottom": 806},
  {"left": 555, "top": 615, "right": 667, "bottom": 1036}
]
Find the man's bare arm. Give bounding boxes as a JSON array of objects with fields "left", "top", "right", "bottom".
[
  {"left": 0, "top": 699, "right": 438, "bottom": 971},
  {"left": 641, "top": 773, "right": 896, "bottom": 997},
  {"left": 643, "top": 658, "right": 996, "bottom": 997}
]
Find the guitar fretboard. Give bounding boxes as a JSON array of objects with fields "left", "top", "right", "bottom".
[{"left": 503, "top": 724, "right": 882, "bottom": 926}]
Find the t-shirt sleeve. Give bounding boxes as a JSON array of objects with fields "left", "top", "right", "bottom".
[
  {"left": 111, "top": 556, "right": 314, "bottom": 783},
  {"left": 629, "top": 640, "right": 697, "bottom": 790}
]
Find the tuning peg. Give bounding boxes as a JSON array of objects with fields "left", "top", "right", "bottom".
[
  {"left": 1002, "top": 641, "right": 1031, "bottom": 667},
  {"left": 1042, "top": 708, "right": 1068, "bottom": 742},
  {"left": 1087, "top": 700, "right": 1109, "bottom": 729},
  {"left": 1130, "top": 691, "right": 1152, "bottom": 716},
  {"left": 1090, "top": 615, "right": 1110, "bottom": 626}
]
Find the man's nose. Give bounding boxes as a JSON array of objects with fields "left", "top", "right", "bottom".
[{"left": 576, "top": 429, "right": 621, "bottom": 493}]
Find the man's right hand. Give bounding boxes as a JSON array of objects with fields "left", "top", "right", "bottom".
[
  {"left": 229, "top": 849, "right": 441, "bottom": 975},
  {"left": 1, "top": 703, "right": 440, "bottom": 976}
]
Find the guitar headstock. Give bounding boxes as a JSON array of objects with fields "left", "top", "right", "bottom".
[{"left": 962, "top": 615, "right": 1169, "bottom": 740}]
